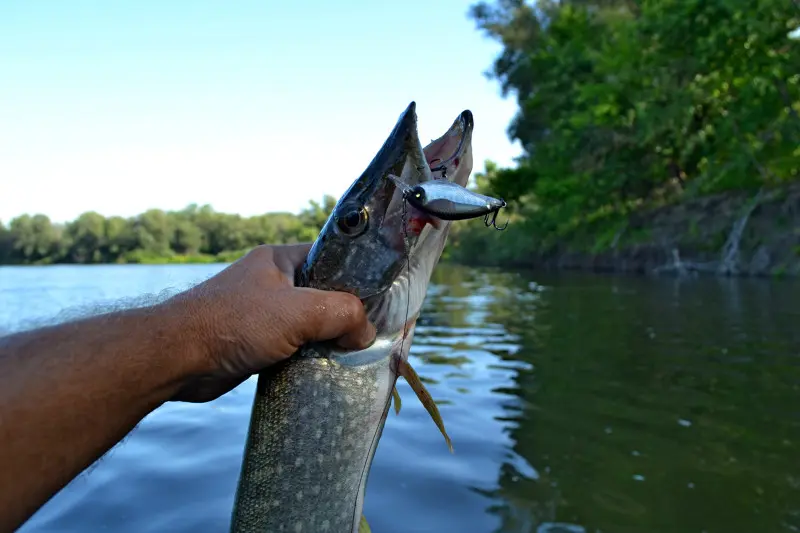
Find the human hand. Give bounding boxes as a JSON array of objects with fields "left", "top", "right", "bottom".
[{"left": 164, "top": 244, "right": 376, "bottom": 402}]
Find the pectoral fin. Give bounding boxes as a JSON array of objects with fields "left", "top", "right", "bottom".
[
  {"left": 392, "top": 386, "right": 402, "bottom": 415},
  {"left": 399, "top": 360, "right": 454, "bottom": 453},
  {"left": 359, "top": 514, "right": 371, "bottom": 533}
]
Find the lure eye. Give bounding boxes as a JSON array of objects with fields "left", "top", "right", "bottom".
[
  {"left": 335, "top": 207, "right": 369, "bottom": 237},
  {"left": 407, "top": 186, "right": 426, "bottom": 205}
]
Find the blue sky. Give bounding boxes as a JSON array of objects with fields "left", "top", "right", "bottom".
[{"left": 0, "top": 1, "right": 522, "bottom": 224}]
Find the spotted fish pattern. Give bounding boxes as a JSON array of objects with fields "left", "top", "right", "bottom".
[{"left": 230, "top": 354, "right": 389, "bottom": 533}]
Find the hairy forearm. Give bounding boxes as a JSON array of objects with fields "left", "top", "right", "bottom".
[{"left": 0, "top": 302, "right": 198, "bottom": 532}]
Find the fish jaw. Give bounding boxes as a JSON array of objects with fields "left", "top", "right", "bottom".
[
  {"left": 424, "top": 109, "right": 474, "bottom": 187},
  {"left": 406, "top": 110, "right": 475, "bottom": 232}
]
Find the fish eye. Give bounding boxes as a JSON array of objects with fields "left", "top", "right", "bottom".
[
  {"left": 335, "top": 207, "right": 369, "bottom": 237},
  {"left": 409, "top": 186, "right": 425, "bottom": 202}
]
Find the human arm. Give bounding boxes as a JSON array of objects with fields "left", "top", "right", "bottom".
[{"left": 0, "top": 244, "right": 375, "bottom": 532}]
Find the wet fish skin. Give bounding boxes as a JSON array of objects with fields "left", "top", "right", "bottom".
[
  {"left": 229, "top": 102, "right": 474, "bottom": 533},
  {"left": 230, "top": 344, "right": 393, "bottom": 533}
]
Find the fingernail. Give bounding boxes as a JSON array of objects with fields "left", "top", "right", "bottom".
[{"left": 363, "top": 322, "right": 377, "bottom": 347}]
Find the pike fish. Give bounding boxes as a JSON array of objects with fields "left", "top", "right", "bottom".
[{"left": 229, "top": 101, "right": 475, "bottom": 533}]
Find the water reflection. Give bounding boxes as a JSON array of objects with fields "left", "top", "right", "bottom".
[
  {"left": 5, "top": 264, "right": 799, "bottom": 532},
  {"left": 426, "top": 268, "right": 800, "bottom": 533}
]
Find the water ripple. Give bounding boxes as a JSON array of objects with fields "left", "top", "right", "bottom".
[{"left": 3, "top": 265, "right": 798, "bottom": 532}]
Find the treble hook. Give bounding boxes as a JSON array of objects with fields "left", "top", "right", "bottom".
[
  {"left": 430, "top": 163, "right": 447, "bottom": 180},
  {"left": 483, "top": 207, "right": 509, "bottom": 231}
]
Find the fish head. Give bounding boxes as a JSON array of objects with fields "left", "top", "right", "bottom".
[
  {"left": 298, "top": 102, "right": 474, "bottom": 304},
  {"left": 299, "top": 101, "right": 420, "bottom": 299}
]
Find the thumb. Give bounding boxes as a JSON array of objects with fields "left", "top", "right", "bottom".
[{"left": 289, "top": 288, "right": 377, "bottom": 350}]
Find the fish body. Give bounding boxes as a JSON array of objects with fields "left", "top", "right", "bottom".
[{"left": 229, "top": 102, "right": 474, "bottom": 533}]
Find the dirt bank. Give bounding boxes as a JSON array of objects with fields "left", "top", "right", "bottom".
[{"left": 498, "top": 184, "right": 800, "bottom": 278}]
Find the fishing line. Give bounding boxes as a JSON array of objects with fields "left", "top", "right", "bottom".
[
  {"left": 399, "top": 192, "right": 412, "bottom": 356},
  {"left": 349, "top": 177, "right": 414, "bottom": 531}
]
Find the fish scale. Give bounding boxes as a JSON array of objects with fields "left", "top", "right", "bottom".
[{"left": 230, "top": 355, "right": 386, "bottom": 532}]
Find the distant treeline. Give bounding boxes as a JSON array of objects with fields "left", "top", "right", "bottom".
[
  {"left": 0, "top": 197, "right": 336, "bottom": 265},
  {"left": 446, "top": 0, "right": 800, "bottom": 264}
]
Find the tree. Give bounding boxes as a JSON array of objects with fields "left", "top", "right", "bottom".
[
  {"left": 0, "top": 202, "right": 349, "bottom": 265},
  {"left": 132, "top": 209, "right": 173, "bottom": 256},
  {"left": 298, "top": 195, "right": 337, "bottom": 231},
  {"left": 0, "top": 221, "right": 11, "bottom": 263},
  {"left": 65, "top": 212, "right": 106, "bottom": 263},
  {"left": 105, "top": 216, "right": 136, "bottom": 262},
  {"left": 466, "top": 0, "right": 799, "bottom": 240},
  {"left": 8, "top": 214, "right": 63, "bottom": 264}
]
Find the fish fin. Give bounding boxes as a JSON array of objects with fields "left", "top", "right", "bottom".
[
  {"left": 399, "top": 360, "right": 454, "bottom": 454},
  {"left": 392, "top": 386, "right": 402, "bottom": 415},
  {"left": 359, "top": 513, "right": 372, "bottom": 533}
]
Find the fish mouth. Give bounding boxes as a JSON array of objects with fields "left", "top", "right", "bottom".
[
  {"left": 424, "top": 110, "right": 474, "bottom": 187},
  {"left": 300, "top": 103, "right": 474, "bottom": 299},
  {"left": 402, "top": 109, "right": 475, "bottom": 233},
  {"left": 336, "top": 103, "right": 475, "bottom": 253},
  {"left": 331, "top": 101, "right": 424, "bottom": 231},
  {"left": 337, "top": 103, "right": 474, "bottom": 239},
  {"left": 377, "top": 106, "right": 475, "bottom": 245}
]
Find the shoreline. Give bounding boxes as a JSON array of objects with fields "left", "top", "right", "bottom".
[
  {"left": 3, "top": 184, "right": 799, "bottom": 279},
  {"left": 447, "top": 184, "right": 800, "bottom": 279}
]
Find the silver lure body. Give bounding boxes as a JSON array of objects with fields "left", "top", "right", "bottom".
[
  {"left": 229, "top": 102, "right": 475, "bottom": 533},
  {"left": 403, "top": 178, "right": 506, "bottom": 221}
]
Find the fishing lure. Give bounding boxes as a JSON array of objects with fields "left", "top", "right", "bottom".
[{"left": 388, "top": 174, "right": 509, "bottom": 230}]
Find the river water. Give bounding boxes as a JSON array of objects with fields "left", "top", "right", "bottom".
[{"left": 2, "top": 263, "right": 799, "bottom": 533}]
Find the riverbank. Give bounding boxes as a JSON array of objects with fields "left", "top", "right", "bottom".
[
  {"left": 119, "top": 249, "right": 247, "bottom": 265},
  {"left": 0, "top": 250, "right": 249, "bottom": 266},
  {"left": 4, "top": 185, "right": 799, "bottom": 278},
  {"left": 446, "top": 183, "right": 800, "bottom": 279}
]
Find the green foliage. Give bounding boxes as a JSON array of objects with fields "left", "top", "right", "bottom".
[
  {"left": 0, "top": 199, "right": 335, "bottom": 265},
  {"left": 455, "top": 0, "right": 800, "bottom": 263},
  {"left": 0, "top": 221, "right": 9, "bottom": 263},
  {"left": 6, "top": 214, "right": 64, "bottom": 264}
]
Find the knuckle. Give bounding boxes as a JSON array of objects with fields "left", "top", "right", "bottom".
[
  {"left": 327, "top": 292, "right": 365, "bottom": 322},
  {"left": 247, "top": 244, "right": 275, "bottom": 262},
  {"left": 266, "top": 267, "right": 288, "bottom": 284}
]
